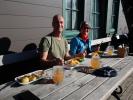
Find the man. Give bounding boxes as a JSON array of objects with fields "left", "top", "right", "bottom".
[{"left": 39, "top": 15, "right": 70, "bottom": 67}]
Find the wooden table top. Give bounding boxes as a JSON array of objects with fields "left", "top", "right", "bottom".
[{"left": 0, "top": 56, "right": 133, "bottom": 100}]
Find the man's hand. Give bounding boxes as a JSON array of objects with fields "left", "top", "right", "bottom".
[
  {"left": 76, "top": 51, "right": 87, "bottom": 58},
  {"left": 54, "top": 58, "right": 64, "bottom": 65}
]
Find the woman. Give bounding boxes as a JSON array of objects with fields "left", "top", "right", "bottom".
[{"left": 70, "top": 21, "right": 92, "bottom": 57}]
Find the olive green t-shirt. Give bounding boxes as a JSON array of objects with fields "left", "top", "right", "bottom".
[{"left": 39, "top": 34, "right": 68, "bottom": 60}]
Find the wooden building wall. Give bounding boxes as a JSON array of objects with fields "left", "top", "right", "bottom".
[{"left": 0, "top": 0, "right": 62, "bottom": 53}]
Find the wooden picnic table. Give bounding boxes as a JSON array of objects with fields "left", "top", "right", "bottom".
[{"left": 0, "top": 55, "right": 133, "bottom": 100}]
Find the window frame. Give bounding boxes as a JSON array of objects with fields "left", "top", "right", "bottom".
[
  {"left": 63, "top": 0, "right": 84, "bottom": 40},
  {"left": 86, "top": 0, "right": 103, "bottom": 40},
  {"left": 91, "top": 0, "right": 101, "bottom": 39},
  {"left": 106, "top": 0, "right": 120, "bottom": 36}
]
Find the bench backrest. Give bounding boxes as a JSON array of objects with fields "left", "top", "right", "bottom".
[{"left": 0, "top": 37, "right": 111, "bottom": 66}]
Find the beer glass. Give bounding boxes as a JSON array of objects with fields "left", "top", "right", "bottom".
[
  {"left": 106, "top": 46, "right": 114, "bottom": 55},
  {"left": 53, "top": 66, "right": 64, "bottom": 85},
  {"left": 90, "top": 53, "right": 101, "bottom": 69}
]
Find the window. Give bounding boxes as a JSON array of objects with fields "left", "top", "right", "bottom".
[
  {"left": 89, "top": 0, "right": 101, "bottom": 39},
  {"left": 84, "top": 0, "right": 108, "bottom": 39},
  {"left": 63, "top": 0, "right": 84, "bottom": 39},
  {"left": 106, "top": 0, "right": 120, "bottom": 36},
  {"left": 63, "top": 0, "right": 120, "bottom": 40},
  {"left": 110, "top": 0, "right": 120, "bottom": 31}
]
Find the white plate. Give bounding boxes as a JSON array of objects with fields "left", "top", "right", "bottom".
[
  {"left": 15, "top": 70, "right": 45, "bottom": 85},
  {"left": 102, "top": 52, "right": 117, "bottom": 56}
]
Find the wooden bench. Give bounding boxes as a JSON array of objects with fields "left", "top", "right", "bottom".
[{"left": 0, "top": 37, "right": 112, "bottom": 66}]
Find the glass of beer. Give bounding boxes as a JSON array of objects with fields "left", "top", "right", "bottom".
[
  {"left": 53, "top": 65, "right": 64, "bottom": 85},
  {"left": 90, "top": 53, "right": 101, "bottom": 69},
  {"left": 106, "top": 46, "right": 114, "bottom": 55}
]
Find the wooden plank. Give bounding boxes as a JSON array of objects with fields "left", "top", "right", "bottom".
[
  {"left": 41, "top": 58, "right": 123, "bottom": 100},
  {"left": 119, "top": 72, "right": 133, "bottom": 96},
  {"left": 0, "top": 28, "right": 51, "bottom": 54},
  {"left": 0, "top": 50, "right": 37, "bottom": 66},
  {"left": 61, "top": 58, "right": 124, "bottom": 100},
  {"left": 91, "top": 37, "right": 111, "bottom": 46},
  {"left": 9, "top": 39, "right": 39, "bottom": 52},
  {"left": 0, "top": 0, "right": 62, "bottom": 17},
  {"left": 0, "top": 16, "right": 52, "bottom": 28},
  {"left": 0, "top": 68, "right": 86, "bottom": 100},
  {"left": 128, "top": 92, "right": 133, "bottom": 100},
  {"left": 120, "top": 75, "right": 133, "bottom": 100},
  {"left": 32, "top": 69, "right": 89, "bottom": 98},
  {"left": 1, "top": 0, "right": 62, "bottom": 8},
  {"left": 83, "top": 67, "right": 133, "bottom": 100},
  {"left": 41, "top": 74, "right": 95, "bottom": 100},
  {"left": 82, "top": 57, "right": 123, "bottom": 67},
  {"left": 0, "top": 57, "right": 111, "bottom": 95},
  {"left": 62, "top": 77, "right": 108, "bottom": 100},
  {"left": 83, "top": 56, "right": 133, "bottom": 100},
  {"left": 102, "top": 73, "right": 133, "bottom": 100},
  {"left": 0, "top": 57, "right": 125, "bottom": 100}
]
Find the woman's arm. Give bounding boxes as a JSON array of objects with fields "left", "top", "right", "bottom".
[{"left": 70, "top": 38, "right": 79, "bottom": 56}]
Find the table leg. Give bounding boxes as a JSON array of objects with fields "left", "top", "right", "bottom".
[{"left": 112, "top": 86, "right": 123, "bottom": 100}]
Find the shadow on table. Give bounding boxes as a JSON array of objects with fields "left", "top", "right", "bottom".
[
  {"left": 92, "top": 66, "right": 117, "bottom": 77},
  {"left": 13, "top": 90, "right": 40, "bottom": 100},
  {"left": 100, "top": 54, "right": 119, "bottom": 58},
  {"left": 73, "top": 66, "right": 117, "bottom": 77},
  {"left": 73, "top": 66, "right": 95, "bottom": 74},
  {"left": 10, "top": 78, "right": 54, "bottom": 88},
  {"left": 10, "top": 82, "right": 23, "bottom": 88},
  {"left": 0, "top": 81, "right": 16, "bottom": 91},
  {"left": 32, "top": 78, "right": 54, "bottom": 85}
]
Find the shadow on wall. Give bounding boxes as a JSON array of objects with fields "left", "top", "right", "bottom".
[
  {"left": 0, "top": 43, "right": 39, "bottom": 84},
  {"left": 0, "top": 37, "right": 15, "bottom": 55},
  {"left": 22, "top": 43, "right": 37, "bottom": 51},
  {"left": 1, "top": 42, "right": 38, "bottom": 65}
]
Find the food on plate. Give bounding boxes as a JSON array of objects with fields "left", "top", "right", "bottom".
[
  {"left": 20, "top": 76, "right": 30, "bottom": 84},
  {"left": 17, "top": 70, "right": 45, "bottom": 84},
  {"left": 74, "top": 57, "right": 84, "bottom": 62},
  {"left": 97, "top": 51, "right": 103, "bottom": 55},
  {"left": 92, "top": 52, "right": 99, "bottom": 56},
  {"left": 67, "top": 59, "right": 80, "bottom": 66},
  {"left": 19, "top": 74, "right": 38, "bottom": 84},
  {"left": 34, "top": 70, "right": 44, "bottom": 77},
  {"left": 65, "top": 56, "right": 85, "bottom": 67},
  {"left": 29, "top": 74, "right": 37, "bottom": 81}
]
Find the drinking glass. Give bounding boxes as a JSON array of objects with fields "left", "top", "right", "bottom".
[
  {"left": 90, "top": 53, "right": 101, "bottom": 69},
  {"left": 53, "top": 65, "right": 64, "bottom": 85},
  {"left": 106, "top": 46, "right": 114, "bottom": 55}
]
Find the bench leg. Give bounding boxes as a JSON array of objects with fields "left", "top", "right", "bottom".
[{"left": 112, "top": 86, "right": 123, "bottom": 100}]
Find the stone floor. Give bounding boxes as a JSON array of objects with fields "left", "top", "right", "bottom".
[{"left": 107, "top": 72, "right": 133, "bottom": 100}]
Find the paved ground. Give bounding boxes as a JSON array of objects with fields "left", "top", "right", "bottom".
[{"left": 107, "top": 72, "right": 133, "bottom": 100}]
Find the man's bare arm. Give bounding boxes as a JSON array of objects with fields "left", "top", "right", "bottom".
[{"left": 40, "top": 51, "right": 64, "bottom": 67}]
